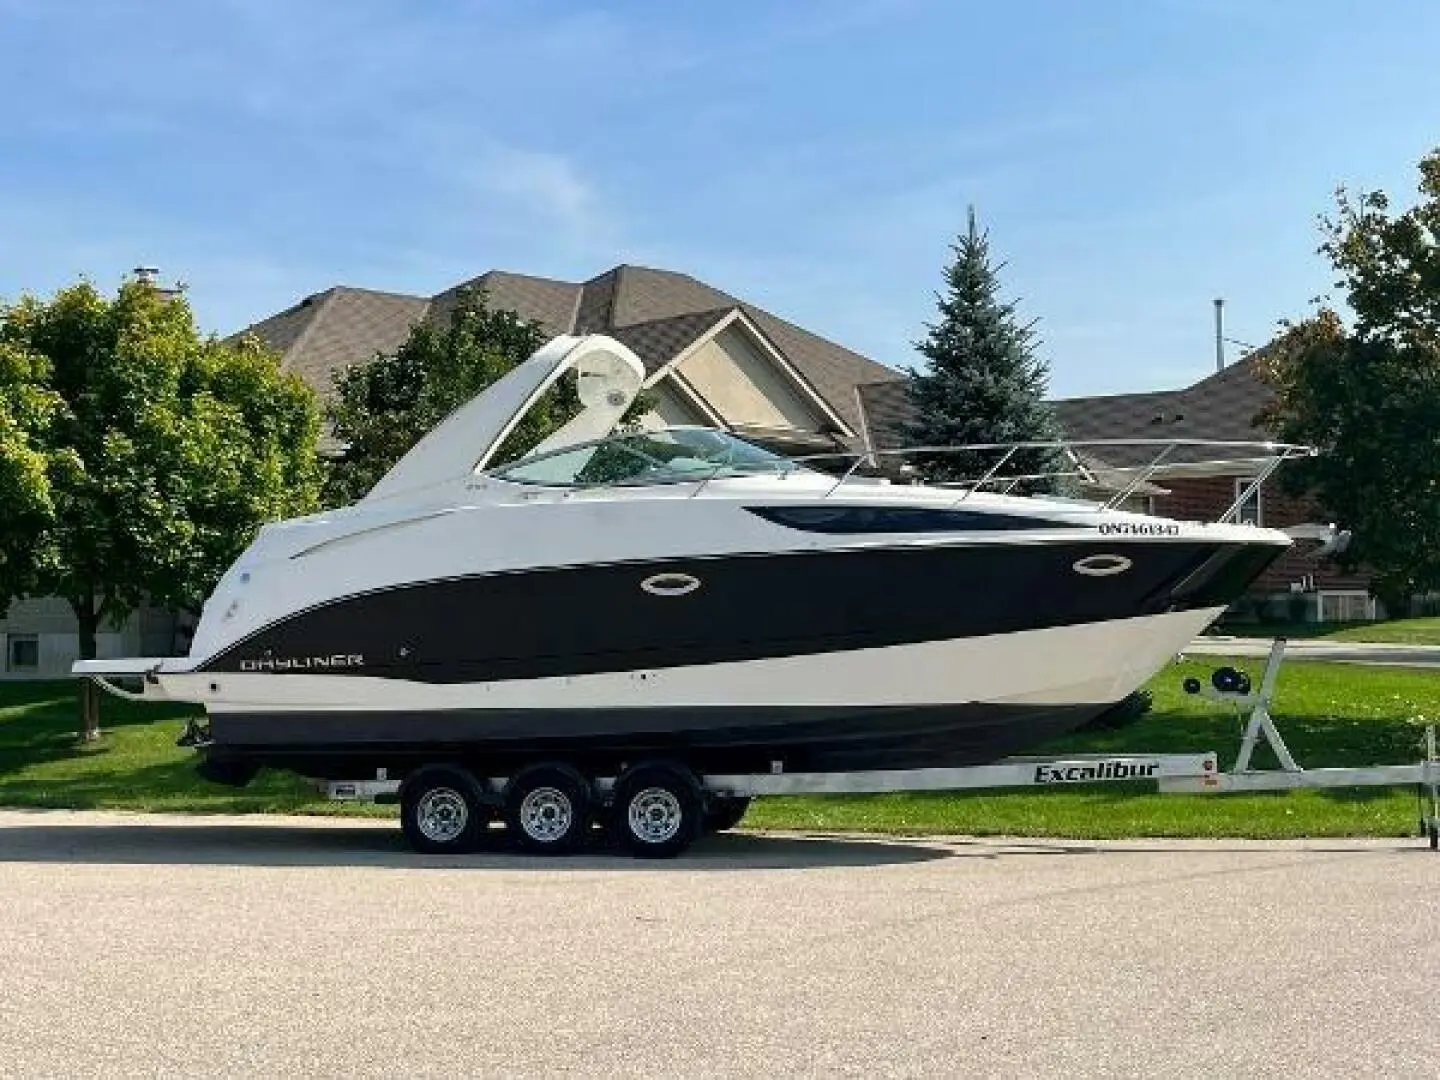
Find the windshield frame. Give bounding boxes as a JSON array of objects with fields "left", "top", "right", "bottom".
[{"left": 484, "top": 426, "right": 813, "bottom": 490}]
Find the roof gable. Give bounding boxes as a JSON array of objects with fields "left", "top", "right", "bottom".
[
  {"left": 742, "top": 305, "right": 898, "bottom": 434},
  {"left": 609, "top": 307, "right": 735, "bottom": 376}
]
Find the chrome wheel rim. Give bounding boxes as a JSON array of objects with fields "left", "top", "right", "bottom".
[
  {"left": 520, "top": 786, "right": 574, "bottom": 843},
  {"left": 628, "top": 787, "right": 683, "bottom": 844},
  {"left": 416, "top": 787, "right": 469, "bottom": 844}
]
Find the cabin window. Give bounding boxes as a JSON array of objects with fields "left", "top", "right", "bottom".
[
  {"left": 7, "top": 634, "right": 38, "bottom": 672},
  {"left": 1233, "top": 478, "right": 1263, "bottom": 526},
  {"left": 491, "top": 428, "right": 807, "bottom": 488}
]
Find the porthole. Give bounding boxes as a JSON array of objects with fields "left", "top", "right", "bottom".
[
  {"left": 1072, "top": 554, "right": 1132, "bottom": 578},
  {"left": 640, "top": 572, "right": 702, "bottom": 597}
]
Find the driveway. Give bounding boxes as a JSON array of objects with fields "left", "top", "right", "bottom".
[
  {"left": 0, "top": 809, "right": 1434, "bottom": 1077},
  {"left": 1188, "top": 635, "right": 1440, "bottom": 668}
]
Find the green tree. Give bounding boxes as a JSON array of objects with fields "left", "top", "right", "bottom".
[
  {"left": 1260, "top": 313, "right": 1440, "bottom": 614},
  {"left": 0, "top": 278, "right": 322, "bottom": 737},
  {"left": 1260, "top": 149, "right": 1440, "bottom": 613},
  {"left": 903, "top": 207, "right": 1062, "bottom": 490},
  {"left": 323, "top": 288, "right": 571, "bottom": 506},
  {"left": 1320, "top": 149, "right": 1440, "bottom": 345}
]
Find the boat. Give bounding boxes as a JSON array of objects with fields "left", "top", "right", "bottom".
[{"left": 75, "top": 333, "right": 1299, "bottom": 853}]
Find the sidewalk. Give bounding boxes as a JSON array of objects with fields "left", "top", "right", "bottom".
[{"left": 1188, "top": 635, "right": 1440, "bottom": 669}]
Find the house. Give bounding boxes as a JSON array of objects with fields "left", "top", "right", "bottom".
[
  {"left": 857, "top": 354, "right": 1379, "bottom": 622},
  {"left": 0, "top": 599, "right": 180, "bottom": 682},
  {"left": 1, "top": 263, "right": 904, "bottom": 678},
  {"left": 236, "top": 264, "right": 899, "bottom": 457}
]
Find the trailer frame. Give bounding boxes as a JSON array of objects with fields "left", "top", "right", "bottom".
[{"left": 321, "top": 637, "right": 1440, "bottom": 853}]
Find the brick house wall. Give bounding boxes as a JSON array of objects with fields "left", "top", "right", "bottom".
[{"left": 1153, "top": 475, "right": 1376, "bottom": 618}]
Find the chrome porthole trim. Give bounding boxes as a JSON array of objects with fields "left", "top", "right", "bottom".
[
  {"left": 1073, "top": 554, "right": 1133, "bottom": 578},
  {"left": 641, "top": 572, "right": 702, "bottom": 597}
]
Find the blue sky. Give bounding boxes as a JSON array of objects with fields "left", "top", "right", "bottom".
[{"left": 3, "top": 0, "right": 1438, "bottom": 397}]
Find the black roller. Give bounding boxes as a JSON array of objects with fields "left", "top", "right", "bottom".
[{"left": 1211, "top": 666, "right": 1251, "bottom": 695}]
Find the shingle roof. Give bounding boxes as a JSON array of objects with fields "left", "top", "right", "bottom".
[
  {"left": 608, "top": 265, "right": 736, "bottom": 328},
  {"left": 1049, "top": 355, "right": 1277, "bottom": 467},
  {"left": 235, "top": 294, "right": 324, "bottom": 356},
  {"left": 852, "top": 352, "right": 1279, "bottom": 470},
  {"left": 574, "top": 267, "right": 620, "bottom": 333},
  {"left": 855, "top": 379, "right": 915, "bottom": 449},
  {"left": 239, "top": 264, "right": 903, "bottom": 436},
  {"left": 429, "top": 271, "right": 580, "bottom": 337},
  {"left": 232, "top": 286, "right": 431, "bottom": 398}
]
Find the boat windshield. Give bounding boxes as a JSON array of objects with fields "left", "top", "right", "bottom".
[{"left": 488, "top": 427, "right": 809, "bottom": 488}]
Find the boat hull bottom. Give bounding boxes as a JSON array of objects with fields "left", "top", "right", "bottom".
[{"left": 200, "top": 700, "right": 1118, "bottom": 780}]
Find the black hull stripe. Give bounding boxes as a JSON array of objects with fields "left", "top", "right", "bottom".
[
  {"left": 205, "top": 702, "right": 1110, "bottom": 775},
  {"left": 201, "top": 539, "right": 1282, "bottom": 683}
]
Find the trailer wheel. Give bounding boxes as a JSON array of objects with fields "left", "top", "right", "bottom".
[
  {"left": 400, "top": 766, "right": 488, "bottom": 854},
  {"left": 613, "top": 761, "right": 703, "bottom": 859},
  {"left": 503, "top": 763, "right": 591, "bottom": 855},
  {"left": 706, "top": 795, "right": 752, "bottom": 833}
]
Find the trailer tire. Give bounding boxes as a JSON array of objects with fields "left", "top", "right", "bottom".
[
  {"left": 706, "top": 795, "right": 752, "bottom": 833},
  {"left": 400, "top": 766, "right": 488, "bottom": 855},
  {"left": 613, "top": 761, "right": 704, "bottom": 859},
  {"left": 503, "top": 763, "right": 591, "bottom": 855}
]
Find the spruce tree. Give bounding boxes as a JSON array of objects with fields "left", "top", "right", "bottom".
[{"left": 903, "top": 208, "right": 1062, "bottom": 491}]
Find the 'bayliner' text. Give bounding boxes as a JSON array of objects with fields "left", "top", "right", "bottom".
[{"left": 239, "top": 655, "right": 365, "bottom": 672}]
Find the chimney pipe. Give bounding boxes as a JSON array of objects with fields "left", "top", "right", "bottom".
[{"left": 1213, "top": 297, "right": 1225, "bottom": 372}]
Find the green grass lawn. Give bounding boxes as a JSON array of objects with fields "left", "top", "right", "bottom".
[
  {"left": 1, "top": 655, "right": 1437, "bottom": 837},
  {"left": 0, "top": 683, "right": 373, "bottom": 816},
  {"left": 1212, "top": 616, "right": 1440, "bottom": 646}
]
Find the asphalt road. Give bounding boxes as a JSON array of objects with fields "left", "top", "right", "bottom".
[
  {"left": 1188, "top": 636, "right": 1440, "bottom": 668},
  {"left": 1, "top": 810, "right": 1436, "bottom": 1078}
]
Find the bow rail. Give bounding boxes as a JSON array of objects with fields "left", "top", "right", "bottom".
[{"left": 776, "top": 438, "right": 1317, "bottom": 522}]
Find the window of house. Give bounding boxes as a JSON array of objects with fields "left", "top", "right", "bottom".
[
  {"left": 7, "top": 634, "right": 39, "bottom": 672},
  {"left": 1233, "top": 478, "right": 1263, "bottom": 526},
  {"left": 1318, "top": 591, "right": 1377, "bottom": 623}
]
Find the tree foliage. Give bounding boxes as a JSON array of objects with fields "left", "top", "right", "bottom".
[
  {"left": 1260, "top": 313, "right": 1440, "bottom": 611},
  {"left": 0, "top": 278, "right": 322, "bottom": 733},
  {"left": 323, "top": 288, "right": 573, "bottom": 506},
  {"left": 1261, "top": 149, "right": 1440, "bottom": 611},
  {"left": 903, "top": 207, "right": 1061, "bottom": 490},
  {"left": 1320, "top": 149, "right": 1440, "bottom": 345}
]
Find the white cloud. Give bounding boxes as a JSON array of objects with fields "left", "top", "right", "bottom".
[{"left": 472, "top": 145, "right": 600, "bottom": 232}]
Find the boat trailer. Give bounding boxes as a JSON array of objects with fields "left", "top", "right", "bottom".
[{"left": 325, "top": 637, "right": 1440, "bottom": 852}]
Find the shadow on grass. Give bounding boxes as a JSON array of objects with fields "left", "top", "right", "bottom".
[
  {"left": 0, "top": 680, "right": 202, "bottom": 776},
  {"left": 0, "top": 755, "right": 324, "bottom": 813}
]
